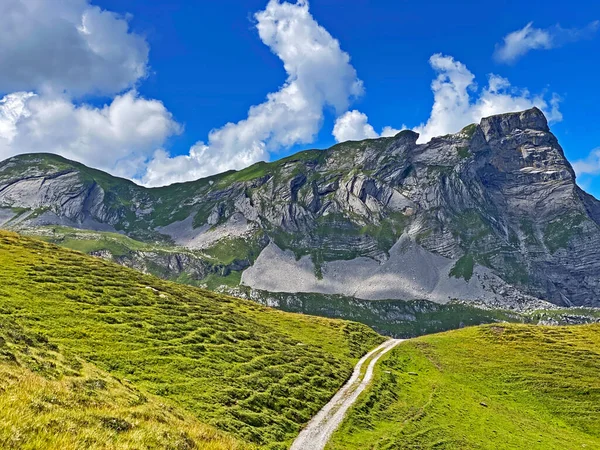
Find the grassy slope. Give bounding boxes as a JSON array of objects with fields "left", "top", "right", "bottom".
[
  {"left": 0, "top": 231, "right": 384, "bottom": 449},
  {"left": 0, "top": 317, "right": 243, "bottom": 450},
  {"left": 328, "top": 323, "right": 600, "bottom": 449},
  {"left": 30, "top": 226, "right": 161, "bottom": 256},
  {"left": 24, "top": 226, "right": 264, "bottom": 291}
]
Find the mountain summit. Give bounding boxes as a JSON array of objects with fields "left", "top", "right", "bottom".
[{"left": 1, "top": 108, "right": 599, "bottom": 308}]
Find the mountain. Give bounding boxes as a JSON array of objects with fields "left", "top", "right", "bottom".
[
  {"left": 1, "top": 107, "right": 599, "bottom": 309},
  {"left": 0, "top": 231, "right": 382, "bottom": 448}
]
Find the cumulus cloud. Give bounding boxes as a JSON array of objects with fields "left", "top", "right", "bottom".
[
  {"left": 573, "top": 148, "right": 600, "bottom": 177},
  {"left": 335, "top": 55, "right": 562, "bottom": 145},
  {"left": 141, "top": 0, "right": 363, "bottom": 186},
  {"left": 572, "top": 148, "right": 600, "bottom": 195},
  {"left": 0, "top": 1, "right": 571, "bottom": 188},
  {"left": 494, "top": 21, "right": 599, "bottom": 64},
  {"left": 332, "top": 110, "right": 405, "bottom": 142},
  {"left": 380, "top": 126, "right": 405, "bottom": 138},
  {"left": 0, "top": 1, "right": 178, "bottom": 180},
  {"left": 413, "top": 54, "right": 562, "bottom": 143},
  {"left": 0, "top": 0, "right": 149, "bottom": 96},
  {"left": 0, "top": 0, "right": 363, "bottom": 186},
  {"left": 332, "top": 110, "right": 377, "bottom": 142},
  {"left": 0, "top": 91, "right": 181, "bottom": 178}
]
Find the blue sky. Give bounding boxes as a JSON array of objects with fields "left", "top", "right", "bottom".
[
  {"left": 105, "top": 0, "right": 599, "bottom": 154},
  {"left": 0, "top": 0, "right": 599, "bottom": 193}
]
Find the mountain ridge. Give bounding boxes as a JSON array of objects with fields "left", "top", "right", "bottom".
[{"left": 1, "top": 107, "right": 599, "bottom": 309}]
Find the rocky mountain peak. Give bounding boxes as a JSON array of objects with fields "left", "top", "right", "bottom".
[
  {"left": 393, "top": 129, "right": 420, "bottom": 145},
  {"left": 480, "top": 107, "right": 550, "bottom": 141},
  {"left": 476, "top": 107, "right": 574, "bottom": 186}
]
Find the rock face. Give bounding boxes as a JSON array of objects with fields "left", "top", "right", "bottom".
[
  {"left": 1, "top": 108, "right": 599, "bottom": 308},
  {"left": 90, "top": 249, "right": 215, "bottom": 280}
]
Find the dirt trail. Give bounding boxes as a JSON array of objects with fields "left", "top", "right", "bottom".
[{"left": 290, "top": 338, "right": 404, "bottom": 450}]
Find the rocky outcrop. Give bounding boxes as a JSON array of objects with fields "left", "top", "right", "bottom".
[
  {"left": 1, "top": 108, "right": 599, "bottom": 308},
  {"left": 90, "top": 249, "right": 224, "bottom": 281}
]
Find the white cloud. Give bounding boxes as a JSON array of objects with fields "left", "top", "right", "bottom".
[
  {"left": 0, "top": 92, "right": 35, "bottom": 141},
  {"left": 0, "top": 0, "right": 148, "bottom": 96},
  {"left": 0, "top": 1, "right": 174, "bottom": 181},
  {"left": 0, "top": 0, "right": 364, "bottom": 186},
  {"left": 413, "top": 54, "right": 477, "bottom": 143},
  {"left": 0, "top": 91, "right": 181, "bottom": 178},
  {"left": 332, "top": 110, "right": 377, "bottom": 142},
  {"left": 0, "top": 1, "right": 572, "bottom": 189},
  {"left": 413, "top": 54, "right": 562, "bottom": 143},
  {"left": 573, "top": 148, "right": 600, "bottom": 177},
  {"left": 494, "top": 21, "right": 599, "bottom": 64},
  {"left": 141, "top": 0, "right": 363, "bottom": 186},
  {"left": 332, "top": 110, "right": 405, "bottom": 142},
  {"left": 335, "top": 55, "right": 562, "bottom": 145},
  {"left": 573, "top": 148, "right": 600, "bottom": 195},
  {"left": 380, "top": 126, "right": 405, "bottom": 138}
]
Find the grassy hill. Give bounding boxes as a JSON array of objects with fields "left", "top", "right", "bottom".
[
  {"left": 0, "top": 317, "right": 244, "bottom": 450},
  {"left": 0, "top": 231, "right": 384, "bottom": 449},
  {"left": 328, "top": 323, "right": 600, "bottom": 449}
]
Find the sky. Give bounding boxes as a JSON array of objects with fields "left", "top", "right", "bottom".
[{"left": 0, "top": 1, "right": 599, "bottom": 195}]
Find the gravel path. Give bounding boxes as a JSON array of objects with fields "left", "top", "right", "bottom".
[{"left": 290, "top": 338, "right": 404, "bottom": 450}]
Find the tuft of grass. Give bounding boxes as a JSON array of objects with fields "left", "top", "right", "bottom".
[
  {"left": 328, "top": 323, "right": 600, "bottom": 449},
  {"left": 0, "top": 231, "right": 383, "bottom": 448}
]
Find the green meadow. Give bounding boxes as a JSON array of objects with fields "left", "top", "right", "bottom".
[
  {"left": 0, "top": 231, "right": 383, "bottom": 449},
  {"left": 328, "top": 323, "right": 600, "bottom": 449}
]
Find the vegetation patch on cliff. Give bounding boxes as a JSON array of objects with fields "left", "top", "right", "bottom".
[
  {"left": 449, "top": 254, "right": 475, "bottom": 281},
  {"left": 271, "top": 210, "right": 409, "bottom": 277},
  {"left": 203, "top": 233, "right": 267, "bottom": 265},
  {"left": 33, "top": 226, "right": 158, "bottom": 257},
  {"left": 543, "top": 213, "right": 587, "bottom": 253}
]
